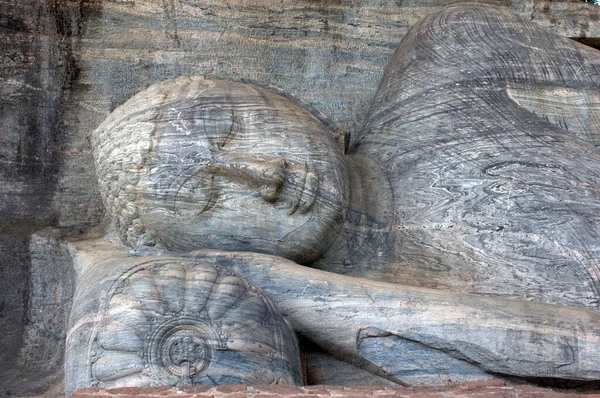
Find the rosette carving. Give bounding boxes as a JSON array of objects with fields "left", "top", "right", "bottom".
[{"left": 69, "top": 258, "right": 301, "bottom": 390}]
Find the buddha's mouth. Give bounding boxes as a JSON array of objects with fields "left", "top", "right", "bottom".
[{"left": 288, "top": 165, "right": 318, "bottom": 216}]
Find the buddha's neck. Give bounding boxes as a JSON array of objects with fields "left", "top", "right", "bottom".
[{"left": 311, "top": 153, "right": 395, "bottom": 274}]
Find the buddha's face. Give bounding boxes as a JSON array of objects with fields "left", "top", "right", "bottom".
[{"left": 129, "top": 78, "right": 348, "bottom": 264}]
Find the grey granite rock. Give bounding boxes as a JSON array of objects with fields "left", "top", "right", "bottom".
[
  {"left": 79, "top": 4, "right": 600, "bottom": 382},
  {"left": 65, "top": 249, "right": 301, "bottom": 395},
  {"left": 3, "top": 0, "right": 600, "bottom": 395},
  {"left": 317, "top": 3, "right": 600, "bottom": 311},
  {"left": 3, "top": 0, "right": 598, "bottom": 232}
]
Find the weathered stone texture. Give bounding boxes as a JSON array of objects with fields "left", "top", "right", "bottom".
[
  {"left": 3, "top": 0, "right": 600, "bottom": 230},
  {"left": 0, "top": 235, "right": 30, "bottom": 367},
  {"left": 0, "top": 230, "right": 75, "bottom": 397},
  {"left": 2, "top": 0, "right": 600, "bottom": 397},
  {"left": 0, "top": 0, "right": 84, "bottom": 229}
]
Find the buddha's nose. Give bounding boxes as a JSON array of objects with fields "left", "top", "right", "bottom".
[{"left": 206, "top": 154, "right": 287, "bottom": 202}]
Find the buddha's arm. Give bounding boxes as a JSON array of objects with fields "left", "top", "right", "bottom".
[{"left": 135, "top": 248, "right": 600, "bottom": 381}]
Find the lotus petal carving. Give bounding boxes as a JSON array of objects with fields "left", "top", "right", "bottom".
[{"left": 85, "top": 258, "right": 301, "bottom": 388}]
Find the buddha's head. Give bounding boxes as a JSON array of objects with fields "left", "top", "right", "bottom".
[{"left": 93, "top": 76, "right": 349, "bottom": 264}]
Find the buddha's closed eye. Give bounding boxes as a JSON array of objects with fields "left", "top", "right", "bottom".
[
  {"left": 219, "top": 111, "right": 240, "bottom": 149},
  {"left": 199, "top": 106, "right": 240, "bottom": 149}
]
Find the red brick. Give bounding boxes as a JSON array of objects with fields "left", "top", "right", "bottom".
[
  {"left": 155, "top": 390, "right": 183, "bottom": 396},
  {"left": 507, "top": 385, "right": 544, "bottom": 392},
  {"left": 120, "top": 395, "right": 182, "bottom": 398},
  {"left": 517, "top": 391, "right": 555, "bottom": 397},
  {"left": 390, "top": 387, "right": 416, "bottom": 393},
  {"left": 178, "top": 385, "right": 213, "bottom": 393},
  {"left": 255, "top": 385, "right": 303, "bottom": 394},
  {"left": 68, "top": 383, "right": 600, "bottom": 398},
  {"left": 215, "top": 385, "right": 248, "bottom": 393},
  {"left": 337, "top": 395, "right": 377, "bottom": 398},
  {"left": 74, "top": 388, "right": 103, "bottom": 394},
  {"left": 304, "top": 385, "right": 344, "bottom": 392},
  {"left": 72, "top": 394, "right": 105, "bottom": 398},
  {"left": 509, "top": 393, "right": 545, "bottom": 398},
  {"left": 120, "top": 386, "right": 174, "bottom": 394},
  {"left": 345, "top": 386, "right": 380, "bottom": 391},
  {"left": 106, "top": 386, "right": 148, "bottom": 394},
  {"left": 247, "top": 385, "right": 274, "bottom": 392},
  {"left": 225, "top": 394, "right": 249, "bottom": 398},
  {"left": 412, "top": 386, "right": 456, "bottom": 394},
  {"left": 457, "top": 391, "right": 514, "bottom": 398},
  {"left": 372, "top": 389, "right": 395, "bottom": 394},
  {"left": 119, "top": 395, "right": 167, "bottom": 398},
  {"left": 462, "top": 380, "right": 507, "bottom": 389},
  {"left": 148, "top": 386, "right": 174, "bottom": 392},
  {"left": 302, "top": 390, "right": 331, "bottom": 395}
]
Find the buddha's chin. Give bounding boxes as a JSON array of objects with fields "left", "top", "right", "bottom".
[{"left": 277, "top": 207, "right": 346, "bottom": 264}]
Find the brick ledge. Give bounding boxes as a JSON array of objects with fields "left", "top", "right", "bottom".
[{"left": 73, "top": 380, "right": 600, "bottom": 398}]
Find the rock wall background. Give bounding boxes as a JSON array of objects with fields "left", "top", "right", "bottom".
[{"left": 1, "top": 0, "right": 599, "bottom": 396}]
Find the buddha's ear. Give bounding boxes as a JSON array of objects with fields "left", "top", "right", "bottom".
[{"left": 335, "top": 131, "right": 350, "bottom": 154}]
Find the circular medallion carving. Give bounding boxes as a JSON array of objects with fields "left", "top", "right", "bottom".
[
  {"left": 85, "top": 258, "right": 301, "bottom": 388},
  {"left": 148, "top": 318, "right": 217, "bottom": 384}
]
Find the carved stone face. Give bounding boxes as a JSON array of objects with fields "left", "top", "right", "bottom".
[{"left": 94, "top": 77, "right": 348, "bottom": 264}]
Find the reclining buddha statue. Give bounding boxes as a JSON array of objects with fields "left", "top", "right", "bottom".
[{"left": 66, "top": 3, "right": 600, "bottom": 394}]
